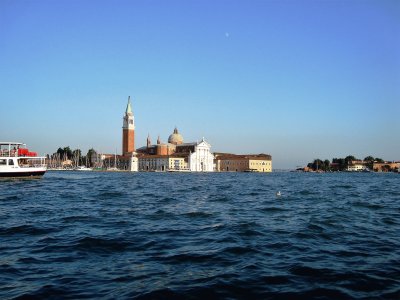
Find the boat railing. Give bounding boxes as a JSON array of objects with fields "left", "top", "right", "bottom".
[
  {"left": 0, "top": 151, "right": 41, "bottom": 158},
  {"left": 19, "top": 163, "right": 46, "bottom": 169},
  {"left": 0, "top": 151, "right": 13, "bottom": 157}
]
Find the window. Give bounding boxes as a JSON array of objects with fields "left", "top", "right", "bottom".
[
  {"left": 9, "top": 159, "right": 14, "bottom": 166},
  {"left": 0, "top": 159, "right": 6, "bottom": 165}
]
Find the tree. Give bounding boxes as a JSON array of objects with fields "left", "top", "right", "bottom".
[
  {"left": 54, "top": 146, "right": 73, "bottom": 160},
  {"left": 345, "top": 155, "right": 357, "bottom": 163},
  {"left": 364, "top": 156, "right": 374, "bottom": 162},
  {"left": 312, "top": 159, "right": 324, "bottom": 171},
  {"left": 375, "top": 158, "right": 384, "bottom": 163},
  {"left": 86, "top": 148, "right": 97, "bottom": 167},
  {"left": 63, "top": 146, "right": 73, "bottom": 159},
  {"left": 72, "top": 149, "right": 82, "bottom": 166},
  {"left": 332, "top": 158, "right": 346, "bottom": 171},
  {"left": 56, "top": 147, "right": 64, "bottom": 158},
  {"left": 324, "top": 159, "right": 331, "bottom": 171},
  {"left": 364, "top": 156, "right": 375, "bottom": 170},
  {"left": 72, "top": 149, "right": 82, "bottom": 158}
]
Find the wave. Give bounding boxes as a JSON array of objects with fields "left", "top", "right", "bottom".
[{"left": 0, "top": 224, "right": 55, "bottom": 236}]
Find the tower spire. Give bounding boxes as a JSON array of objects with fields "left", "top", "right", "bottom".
[
  {"left": 122, "top": 96, "right": 135, "bottom": 155},
  {"left": 125, "top": 96, "right": 133, "bottom": 115},
  {"left": 147, "top": 134, "right": 151, "bottom": 148}
]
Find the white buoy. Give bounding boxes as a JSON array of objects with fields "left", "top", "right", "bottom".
[{"left": 276, "top": 191, "right": 281, "bottom": 197}]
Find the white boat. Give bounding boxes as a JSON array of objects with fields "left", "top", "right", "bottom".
[
  {"left": 74, "top": 166, "right": 93, "bottom": 171},
  {"left": 0, "top": 142, "right": 47, "bottom": 178}
]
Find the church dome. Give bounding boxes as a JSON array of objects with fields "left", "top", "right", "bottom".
[{"left": 168, "top": 127, "right": 184, "bottom": 145}]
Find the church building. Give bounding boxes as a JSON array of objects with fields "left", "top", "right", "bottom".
[
  {"left": 100, "top": 97, "right": 271, "bottom": 173},
  {"left": 137, "top": 128, "right": 214, "bottom": 172}
]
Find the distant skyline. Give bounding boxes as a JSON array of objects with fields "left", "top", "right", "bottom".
[{"left": 1, "top": 0, "right": 399, "bottom": 169}]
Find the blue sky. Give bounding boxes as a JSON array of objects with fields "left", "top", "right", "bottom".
[{"left": 1, "top": 0, "right": 399, "bottom": 168}]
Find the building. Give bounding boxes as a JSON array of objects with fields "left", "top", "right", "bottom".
[
  {"left": 122, "top": 96, "right": 135, "bottom": 156},
  {"left": 136, "top": 127, "right": 185, "bottom": 156},
  {"left": 215, "top": 153, "right": 272, "bottom": 172},
  {"left": 137, "top": 128, "right": 214, "bottom": 172},
  {"left": 186, "top": 139, "right": 214, "bottom": 172},
  {"left": 373, "top": 161, "right": 400, "bottom": 172},
  {"left": 96, "top": 98, "right": 272, "bottom": 172},
  {"left": 97, "top": 97, "right": 138, "bottom": 171},
  {"left": 138, "top": 154, "right": 188, "bottom": 172},
  {"left": 347, "top": 160, "right": 367, "bottom": 172}
]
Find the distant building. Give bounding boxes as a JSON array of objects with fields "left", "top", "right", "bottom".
[
  {"left": 215, "top": 153, "right": 272, "bottom": 172},
  {"left": 137, "top": 128, "right": 214, "bottom": 172},
  {"left": 122, "top": 96, "right": 135, "bottom": 156},
  {"left": 185, "top": 139, "right": 214, "bottom": 172},
  {"left": 139, "top": 155, "right": 188, "bottom": 172},
  {"left": 373, "top": 161, "right": 399, "bottom": 172},
  {"left": 347, "top": 160, "right": 367, "bottom": 172},
  {"left": 99, "top": 97, "right": 138, "bottom": 171}
]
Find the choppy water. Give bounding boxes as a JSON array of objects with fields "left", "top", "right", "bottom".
[{"left": 0, "top": 172, "right": 399, "bottom": 299}]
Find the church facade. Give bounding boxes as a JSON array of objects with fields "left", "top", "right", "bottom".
[{"left": 136, "top": 128, "right": 214, "bottom": 172}]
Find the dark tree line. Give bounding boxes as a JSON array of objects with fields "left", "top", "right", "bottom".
[
  {"left": 50, "top": 147, "right": 98, "bottom": 167},
  {"left": 307, "top": 155, "right": 385, "bottom": 172}
]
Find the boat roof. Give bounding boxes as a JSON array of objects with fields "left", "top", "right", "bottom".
[{"left": 0, "top": 142, "right": 25, "bottom": 146}]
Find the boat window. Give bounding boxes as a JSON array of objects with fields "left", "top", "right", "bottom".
[
  {"left": 0, "top": 159, "right": 6, "bottom": 165},
  {"left": 9, "top": 159, "right": 14, "bottom": 166}
]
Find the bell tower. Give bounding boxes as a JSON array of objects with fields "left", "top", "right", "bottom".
[{"left": 122, "top": 96, "right": 135, "bottom": 155}]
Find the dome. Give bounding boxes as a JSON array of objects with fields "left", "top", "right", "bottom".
[{"left": 168, "top": 127, "right": 184, "bottom": 145}]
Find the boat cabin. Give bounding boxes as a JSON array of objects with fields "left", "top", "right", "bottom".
[{"left": 0, "top": 142, "right": 46, "bottom": 170}]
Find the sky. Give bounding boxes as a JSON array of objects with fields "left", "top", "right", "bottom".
[{"left": 1, "top": 0, "right": 399, "bottom": 169}]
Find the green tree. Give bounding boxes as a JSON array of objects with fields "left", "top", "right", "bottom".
[
  {"left": 72, "top": 149, "right": 81, "bottom": 157},
  {"left": 72, "top": 149, "right": 82, "bottom": 165},
  {"left": 324, "top": 159, "right": 331, "bottom": 171},
  {"left": 63, "top": 146, "right": 72, "bottom": 159},
  {"left": 86, "top": 148, "right": 97, "bottom": 167},
  {"left": 332, "top": 158, "right": 346, "bottom": 171},
  {"left": 56, "top": 147, "right": 64, "bottom": 157},
  {"left": 345, "top": 155, "right": 357, "bottom": 163},
  {"left": 312, "top": 159, "right": 324, "bottom": 171},
  {"left": 364, "top": 156, "right": 375, "bottom": 170},
  {"left": 364, "top": 156, "right": 374, "bottom": 162},
  {"left": 375, "top": 158, "right": 384, "bottom": 163}
]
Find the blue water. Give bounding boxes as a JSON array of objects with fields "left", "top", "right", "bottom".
[{"left": 0, "top": 172, "right": 399, "bottom": 299}]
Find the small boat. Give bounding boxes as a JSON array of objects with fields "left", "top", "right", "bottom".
[
  {"left": 0, "top": 142, "right": 47, "bottom": 178},
  {"left": 74, "top": 166, "right": 93, "bottom": 171}
]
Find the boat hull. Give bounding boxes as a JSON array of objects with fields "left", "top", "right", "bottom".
[{"left": 0, "top": 170, "right": 46, "bottom": 178}]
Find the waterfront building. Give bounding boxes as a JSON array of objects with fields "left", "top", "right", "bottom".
[
  {"left": 138, "top": 155, "right": 188, "bottom": 172},
  {"left": 137, "top": 134, "right": 176, "bottom": 156},
  {"left": 102, "top": 99, "right": 271, "bottom": 173},
  {"left": 184, "top": 139, "right": 214, "bottom": 172},
  {"left": 98, "top": 97, "right": 138, "bottom": 171},
  {"left": 214, "top": 153, "right": 272, "bottom": 172},
  {"left": 137, "top": 129, "right": 214, "bottom": 172},
  {"left": 346, "top": 160, "right": 367, "bottom": 172},
  {"left": 373, "top": 161, "right": 400, "bottom": 172}
]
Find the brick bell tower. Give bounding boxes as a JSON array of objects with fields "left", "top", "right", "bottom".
[{"left": 122, "top": 96, "right": 135, "bottom": 155}]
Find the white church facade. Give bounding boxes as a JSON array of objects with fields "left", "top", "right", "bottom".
[{"left": 187, "top": 139, "right": 214, "bottom": 172}]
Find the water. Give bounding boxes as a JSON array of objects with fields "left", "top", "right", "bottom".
[{"left": 0, "top": 172, "right": 399, "bottom": 299}]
